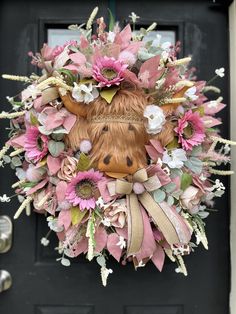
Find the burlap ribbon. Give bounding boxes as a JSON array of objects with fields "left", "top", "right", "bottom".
[{"left": 108, "top": 168, "right": 180, "bottom": 256}]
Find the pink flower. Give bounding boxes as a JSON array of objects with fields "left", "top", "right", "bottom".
[
  {"left": 52, "top": 40, "right": 78, "bottom": 58},
  {"left": 92, "top": 56, "right": 128, "bottom": 87},
  {"left": 180, "top": 185, "right": 203, "bottom": 214},
  {"left": 24, "top": 127, "right": 48, "bottom": 162},
  {"left": 175, "top": 110, "right": 205, "bottom": 151},
  {"left": 66, "top": 169, "right": 103, "bottom": 210}
]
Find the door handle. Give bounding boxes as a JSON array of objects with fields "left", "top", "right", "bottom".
[
  {"left": 0, "top": 270, "right": 12, "bottom": 293},
  {"left": 0, "top": 216, "right": 13, "bottom": 253}
]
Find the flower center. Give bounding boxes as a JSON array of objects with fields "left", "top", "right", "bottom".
[
  {"left": 183, "top": 122, "right": 194, "bottom": 139},
  {"left": 101, "top": 67, "right": 118, "bottom": 80},
  {"left": 36, "top": 136, "right": 44, "bottom": 151},
  {"left": 76, "top": 179, "right": 95, "bottom": 199}
]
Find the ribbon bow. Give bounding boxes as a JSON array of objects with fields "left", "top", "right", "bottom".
[{"left": 107, "top": 168, "right": 190, "bottom": 256}]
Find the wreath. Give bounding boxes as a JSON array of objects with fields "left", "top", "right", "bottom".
[{"left": 0, "top": 7, "right": 235, "bottom": 286}]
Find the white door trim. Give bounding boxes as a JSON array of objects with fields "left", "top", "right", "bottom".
[{"left": 229, "top": 1, "right": 236, "bottom": 313}]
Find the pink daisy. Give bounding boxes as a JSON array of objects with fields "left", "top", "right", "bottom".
[
  {"left": 24, "top": 127, "right": 48, "bottom": 162},
  {"left": 92, "top": 56, "right": 128, "bottom": 87},
  {"left": 66, "top": 169, "right": 103, "bottom": 210},
  {"left": 175, "top": 110, "right": 205, "bottom": 151}
]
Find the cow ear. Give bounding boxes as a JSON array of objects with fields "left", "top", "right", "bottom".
[{"left": 59, "top": 90, "right": 88, "bottom": 117}]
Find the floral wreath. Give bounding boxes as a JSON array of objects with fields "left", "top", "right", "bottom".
[{"left": 0, "top": 7, "right": 235, "bottom": 286}]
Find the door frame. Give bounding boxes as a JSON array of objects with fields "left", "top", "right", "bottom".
[{"left": 229, "top": 1, "right": 236, "bottom": 313}]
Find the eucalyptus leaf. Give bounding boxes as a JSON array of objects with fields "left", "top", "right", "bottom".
[
  {"left": 167, "top": 195, "right": 174, "bottom": 206},
  {"left": 11, "top": 156, "right": 22, "bottom": 167},
  {"left": 184, "top": 157, "right": 202, "bottom": 174},
  {"left": 52, "top": 127, "right": 68, "bottom": 134},
  {"left": 48, "top": 140, "right": 65, "bottom": 157},
  {"left": 2, "top": 155, "right": 11, "bottom": 163},
  {"left": 61, "top": 257, "right": 71, "bottom": 267},
  {"left": 51, "top": 133, "right": 65, "bottom": 141},
  {"left": 164, "top": 182, "right": 176, "bottom": 193},
  {"left": 153, "top": 189, "right": 166, "bottom": 203},
  {"left": 96, "top": 255, "right": 106, "bottom": 267}
]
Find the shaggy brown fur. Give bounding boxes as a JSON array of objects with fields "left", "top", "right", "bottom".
[{"left": 62, "top": 88, "right": 174, "bottom": 175}]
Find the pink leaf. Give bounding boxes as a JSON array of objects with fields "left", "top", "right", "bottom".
[
  {"left": 151, "top": 244, "right": 165, "bottom": 272},
  {"left": 26, "top": 178, "right": 48, "bottom": 195},
  {"left": 94, "top": 227, "right": 107, "bottom": 253},
  {"left": 145, "top": 145, "right": 159, "bottom": 161},
  {"left": 202, "top": 116, "right": 222, "bottom": 127},
  {"left": 73, "top": 238, "right": 88, "bottom": 257},
  {"left": 47, "top": 155, "right": 61, "bottom": 175},
  {"left": 63, "top": 113, "right": 77, "bottom": 132},
  {"left": 70, "top": 51, "right": 86, "bottom": 65},
  {"left": 139, "top": 55, "right": 162, "bottom": 88},
  {"left": 123, "top": 69, "right": 141, "bottom": 86},
  {"left": 116, "top": 227, "right": 128, "bottom": 239},
  {"left": 149, "top": 139, "right": 164, "bottom": 154},
  {"left": 58, "top": 210, "right": 71, "bottom": 230},
  {"left": 56, "top": 181, "right": 68, "bottom": 202},
  {"left": 203, "top": 102, "right": 226, "bottom": 115},
  {"left": 33, "top": 96, "right": 43, "bottom": 112},
  {"left": 147, "top": 165, "right": 171, "bottom": 186},
  {"left": 63, "top": 64, "right": 80, "bottom": 73},
  {"left": 107, "top": 233, "right": 122, "bottom": 262},
  {"left": 124, "top": 41, "right": 143, "bottom": 54},
  {"left": 8, "top": 134, "right": 26, "bottom": 148},
  {"left": 135, "top": 207, "right": 157, "bottom": 261},
  {"left": 115, "top": 24, "right": 132, "bottom": 49}
]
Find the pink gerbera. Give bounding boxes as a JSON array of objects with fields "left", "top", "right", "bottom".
[
  {"left": 92, "top": 56, "right": 128, "bottom": 87},
  {"left": 175, "top": 110, "right": 205, "bottom": 151},
  {"left": 24, "top": 127, "right": 48, "bottom": 162},
  {"left": 66, "top": 169, "right": 103, "bottom": 210}
]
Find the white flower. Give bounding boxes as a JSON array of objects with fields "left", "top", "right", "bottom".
[
  {"left": 72, "top": 83, "right": 99, "bottom": 104},
  {"left": 143, "top": 105, "right": 166, "bottom": 134},
  {"left": 184, "top": 86, "right": 198, "bottom": 101},
  {"left": 161, "top": 41, "right": 172, "bottom": 51},
  {"left": 101, "top": 217, "right": 111, "bottom": 227},
  {"left": 107, "top": 31, "right": 116, "bottom": 43},
  {"left": 40, "top": 237, "right": 50, "bottom": 246},
  {"left": 162, "top": 149, "right": 187, "bottom": 169},
  {"left": 151, "top": 34, "right": 162, "bottom": 47},
  {"left": 60, "top": 257, "right": 71, "bottom": 267},
  {"left": 161, "top": 50, "right": 169, "bottom": 62},
  {"left": 47, "top": 216, "right": 64, "bottom": 232},
  {"left": 215, "top": 67, "right": 225, "bottom": 77},
  {"left": 155, "top": 78, "right": 166, "bottom": 90},
  {"left": 129, "top": 12, "right": 140, "bottom": 24},
  {"left": 116, "top": 236, "right": 126, "bottom": 249},
  {"left": 0, "top": 194, "right": 11, "bottom": 202},
  {"left": 26, "top": 85, "right": 41, "bottom": 100}
]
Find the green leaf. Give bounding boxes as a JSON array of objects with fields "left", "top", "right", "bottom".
[
  {"left": 167, "top": 195, "right": 174, "bottom": 206},
  {"left": 71, "top": 207, "right": 86, "bottom": 225},
  {"left": 48, "top": 140, "right": 65, "bottom": 157},
  {"left": 180, "top": 173, "right": 192, "bottom": 190},
  {"left": 100, "top": 87, "right": 119, "bottom": 104},
  {"left": 30, "top": 112, "right": 39, "bottom": 126},
  {"left": 166, "top": 137, "right": 179, "bottom": 150},
  {"left": 58, "top": 68, "right": 76, "bottom": 86},
  {"left": 107, "top": 8, "right": 115, "bottom": 31},
  {"left": 153, "top": 189, "right": 166, "bottom": 203},
  {"left": 77, "top": 153, "right": 91, "bottom": 171},
  {"left": 96, "top": 254, "right": 106, "bottom": 267}
]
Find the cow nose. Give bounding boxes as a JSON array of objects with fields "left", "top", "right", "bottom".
[{"left": 98, "top": 154, "right": 138, "bottom": 176}]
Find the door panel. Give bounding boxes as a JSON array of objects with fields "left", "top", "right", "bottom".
[{"left": 0, "top": 1, "right": 230, "bottom": 313}]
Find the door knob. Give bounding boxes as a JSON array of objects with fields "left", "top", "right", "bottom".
[
  {"left": 0, "top": 216, "right": 13, "bottom": 253},
  {"left": 0, "top": 270, "right": 12, "bottom": 293}
]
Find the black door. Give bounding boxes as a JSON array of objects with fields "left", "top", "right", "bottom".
[{"left": 0, "top": 1, "right": 231, "bottom": 313}]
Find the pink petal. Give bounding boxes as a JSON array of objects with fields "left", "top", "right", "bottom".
[
  {"left": 203, "top": 102, "right": 226, "bottom": 115},
  {"left": 115, "top": 24, "right": 132, "bottom": 49},
  {"left": 123, "top": 69, "right": 141, "bottom": 86},
  {"left": 124, "top": 41, "right": 143, "bottom": 54},
  {"left": 139, "top": 55, "right": 162, "bottom": 88},
  {"left": 151, "top": 244, "right": 165, "bottom": 272},
  {"left": 94, "top": 227, "right": 107, "bottom": 253},
  {"left": 58, "top": 210, "right": 71, "bottom": 230},
  {"left": 33, "top": 96, "right": 43, "bottom": 112},
  {"left": 47, "top": 155, "right": 61, "bottom": 175},
  {"left": 107, "top": 233, "right": 122, "bottom": 262},
  {"left": 149, "top": 139, "right": 164, "bottom": 154},
  {"left": 63, "top": 64, "right": 80, "bottom": 73},
  {"left": 56, "top": 181, "right": 68, "bottom": 202}
]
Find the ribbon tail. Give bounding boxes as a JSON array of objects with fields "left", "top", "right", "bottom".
[
  {"left": 138, "top": 192, "right": 180, "bottom": 245},
  {"left": 127, "top": 193, "right": 144, "bottom": 256}
]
